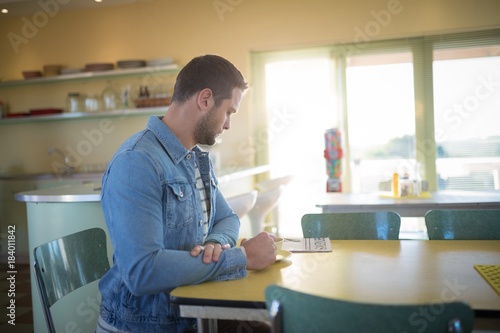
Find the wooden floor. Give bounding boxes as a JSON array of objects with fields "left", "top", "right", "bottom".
[{"left": 0, "top": 263, "right": 34, "bottom": 332}]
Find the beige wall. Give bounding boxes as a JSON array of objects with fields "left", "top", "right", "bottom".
[{"left": 1, "top": 0, "right": 499, "bottom": 175}]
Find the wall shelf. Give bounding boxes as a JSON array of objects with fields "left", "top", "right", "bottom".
[
  {"left": 0, "top": 107, "right": 167, "bottom": 125},
  {"left": 0, "top": 64, "right": 179, "bottom": 124},
  {"left": 0, "top": 64, "right": 179, "bottom": 88}
]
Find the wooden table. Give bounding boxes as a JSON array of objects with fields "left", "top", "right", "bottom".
[
  {"left": 316, "top": 190, "right": 500, "bottom": 217},
  {"left": 170, "top": 240, "right": 500, "bottom": 333}
]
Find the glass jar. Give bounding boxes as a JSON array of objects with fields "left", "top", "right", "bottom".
[
  {"left": 84, "top": 94, "right": 100, "bottom": 113},
  {"left": 66, "top": 92, "right": 85, "bottom": 113},
  {"left": 101, "top": 81, "right": 122, "bottom": 111}
]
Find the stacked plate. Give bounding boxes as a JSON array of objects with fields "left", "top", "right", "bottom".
[
  {"left": 61, "top": 68, "right": 83, "bottom": 75},
  {"left": 146, "top": 58, "right": 174, "bottom": 67},
  {"left": 84, "top": 63, "right": 114, "bottom": 72},
  {"left": 117, "top": 60, "right": 146, "bottom": 69},
  {"left": 22, "top": 70, "right": 42, "bottom": 79},
  {"left": 43, "top": 64, "right": 63, "bottom": 76},
  {"left": 29, "top": 108, "right": 63, "bottom": 116}
]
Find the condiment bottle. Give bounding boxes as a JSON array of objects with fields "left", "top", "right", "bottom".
[{"left": 392, "top": 172, "right": 399, "bottom": 197}]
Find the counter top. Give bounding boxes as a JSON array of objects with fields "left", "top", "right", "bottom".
[
  {"left": 0, "top": 172, "right": 103, "bottom": 181},
  {"left": 15, "top": 165, "right": 270, "bottom": 203},
  {"left": 15, "top": 182, "right": 102, "bottom": 203},
  {"left": 216, "top": 164, "right": 270, "bottom": 183},
  {"left": 316, "top": 190, "right": 500, "bottom": 217}
]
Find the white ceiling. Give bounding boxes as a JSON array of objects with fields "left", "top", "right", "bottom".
[{"left": 0, "top": 0, "right": 148, "bottom": 17}]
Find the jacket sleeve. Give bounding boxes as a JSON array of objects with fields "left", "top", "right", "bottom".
[{"left": 204, "top": 187, "right": 241, "bottom": 247}]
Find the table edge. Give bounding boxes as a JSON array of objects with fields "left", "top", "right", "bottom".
[{"left": 170, "top": 294, "right": 266, "bottom": 310}]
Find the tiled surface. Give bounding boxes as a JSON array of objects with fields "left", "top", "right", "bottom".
[{"left": 0, "top": 264, "right": 34, "bottom": 332}]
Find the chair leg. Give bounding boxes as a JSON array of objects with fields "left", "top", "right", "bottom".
[
  {"left": 448, "top": 318, "right": 465, "bottom": 333},
  {"left": 250, "top": 215, "right": 265, "bottom": 236},
  {"left": 197, "top": 318, "right": 218, "bottom": 333},
  {"left": 33, "top": 261, "right": 56, "bottom": 333},
  {"left": 269, "top": 300, "right": 282, "bottom": 333}
]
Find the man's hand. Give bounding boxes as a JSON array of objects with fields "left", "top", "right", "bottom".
[
  {"left": 190, "top": 242, "right": 230, "bottom": 264},
  {"left": 240, "top": 232, "right": 277, "bottom": 270}
]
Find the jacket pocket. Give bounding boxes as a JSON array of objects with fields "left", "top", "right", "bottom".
[{"left": 165, "top": 182, "right": 194, "bottom": 229}]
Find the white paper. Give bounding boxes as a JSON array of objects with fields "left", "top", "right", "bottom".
[{"left": 282, "top": 238, "right": 332, "bottom": 252}]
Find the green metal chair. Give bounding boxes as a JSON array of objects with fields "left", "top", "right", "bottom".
[
  {"left": 301, "top": 212, "right": 401, "bottom": 240},
  {"left": 425, "top": 209, "right": 500, "bottom": 240},
  {"left": 33, "top": 228, "right": 110, "bottom": 333},
  {"left": 265, "top": 285, "right": 474, "bottom": 333}
]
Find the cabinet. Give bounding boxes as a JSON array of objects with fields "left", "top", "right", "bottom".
[{"left": 0, "top": 64, "right": 180, "bottom": 125}]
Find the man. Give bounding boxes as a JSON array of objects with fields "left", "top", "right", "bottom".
[{"left": 97, "top": 55, "right": 276, "bottom": 333}]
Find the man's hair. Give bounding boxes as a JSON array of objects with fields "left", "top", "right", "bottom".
[{"left": 171, "top": 54, "right": 248, "bottom": 106}]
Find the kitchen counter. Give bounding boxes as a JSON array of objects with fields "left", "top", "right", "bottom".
[
  {"left": 216, "top": 164, "right": 270, "bottom": 183},
  {"left": 15, "top": 182, "right": 101, "bottom": 203},
  {"left": 0, "top": 172, "right": 103, "bottom": 181},
  {"left": 18, "top": 185, "right": 109, "bottom": 333}
]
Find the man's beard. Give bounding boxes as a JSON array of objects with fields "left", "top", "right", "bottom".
[{"left": 194, "top": 107, "right": 219, "bottom": 146}]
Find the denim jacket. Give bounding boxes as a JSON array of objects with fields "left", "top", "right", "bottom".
[{"left": 99, "top": 116, "right": 247, "bottom": 333}]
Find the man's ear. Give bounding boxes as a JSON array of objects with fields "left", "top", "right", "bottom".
[{"left": 197, "top": 88, "right": 213, "bottom": 111}]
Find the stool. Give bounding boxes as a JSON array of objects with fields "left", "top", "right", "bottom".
[
  {"left": 226, "top": 190, "right": 258, "bottom": 219},
  {"left": 247, "top": 186, "right": 284, "bottom": 236},
  {"left": 248, "top": 175, "right": 294, "bottom": 236},
  {"left": 256, "top": 175, "right": 294, "bottom": 192}
]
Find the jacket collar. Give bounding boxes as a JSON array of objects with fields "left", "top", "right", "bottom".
[{"left": 146, "top": 116, "right": 195, "bottom": 164}]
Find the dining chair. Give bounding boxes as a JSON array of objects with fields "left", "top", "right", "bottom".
[
  {"left": 33, "top": 227, "right": 111, "bottom": 333},
  {"left": 301, "top": 212, "right": 401, "bottom": 240},
  {"left": 425, "top": 209, "right": 500, "bottom": 240},
  {"left": 265, "top": 285, "right": 474, "bottom": 333}
]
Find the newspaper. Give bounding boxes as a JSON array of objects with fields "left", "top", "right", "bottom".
[{"left": 281, "top": 237, "right": 332, "bottom": 252}]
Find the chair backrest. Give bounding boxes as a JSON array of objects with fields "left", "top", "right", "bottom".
[
  {"left": 265, "top": 285, "right": 474, "bottom": 333},
  {"left": 301, "top": 212, "right": 401, "bottom": 240},
  {"left": 425, "top": 209, "right": 500, "bottom": 240},
  {"left": 33, "top": 227, "right": 110, "bottom": 333}
]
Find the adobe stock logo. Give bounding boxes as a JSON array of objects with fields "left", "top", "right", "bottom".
[
  {"left": 437, "top": 73, "right": 500, "bottom": 140},
  {"left": 353, "top": 0, "right": 403, "bottom": 47},
  {"left": 213, "top": 0, "right": 244, "bottom": 21},
  {"left": 50, "top": 119, "right": 115, "bottom": 178},
  {"left": 7, "top": 0, "right": 71, "bottom": 54}
]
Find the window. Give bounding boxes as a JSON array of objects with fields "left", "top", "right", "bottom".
[
  {"left": 433, "top": 45, "right": 500, "bottom": 190},
  {"left": 251, "top": 29, "right": 500, "bottom": 236},
  {"left": 252, "top": 49, "right": 337, "bottom": 237},
  {"left": 346, "top": 51, "right": 416, "bottom": 192}
]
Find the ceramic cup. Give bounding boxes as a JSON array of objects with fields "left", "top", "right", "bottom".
[{"left": 274, "top": 237, "right": 284, "bottom": 251}]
